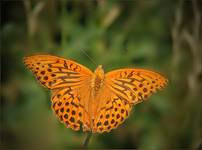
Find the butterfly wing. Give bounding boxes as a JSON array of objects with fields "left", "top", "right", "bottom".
[
  {"left": 23, "top": 55, "right": 92, "bottom": 89},
  {"left": 92, "top": 86, "right": 132, "bottom": 133},
  {"left": 105, "top": 68, "right": 168, "bottom": 104},
  {"left": 24, "top": 55, "right": 93, "bottom": 131},
  {"left": 93, "top": 68, "right": 168, "bottom": 133}
]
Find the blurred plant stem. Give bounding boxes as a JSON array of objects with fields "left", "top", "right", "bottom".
[
  {"left": 172, "top": 0, "right": 201, "bottom": 95},
  {"left": 82, "top": 132, "right": 92, "bottom": 149},
  {"left": 23, "top": 0, "right": 45, "bottom": 47},
  {"left": 171, "top": 0, "right": 202, "bottom": 148},
  {"left": 61, "top": 0, "right": 68, "bottom": 49}
]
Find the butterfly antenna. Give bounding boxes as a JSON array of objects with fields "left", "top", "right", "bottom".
[{"left": 80, "top": 49, "right": 97, "bottom": 67}]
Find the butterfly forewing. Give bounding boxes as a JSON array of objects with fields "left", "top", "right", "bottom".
[
  {"left": 23, "top": 55, "right": 93, "bottom": 89},
  {"left": 24, "top": 55, "right": 93, "bottom": 131},
  {"left": 105, "top": 68, "right": 168, "bottom": 104}
]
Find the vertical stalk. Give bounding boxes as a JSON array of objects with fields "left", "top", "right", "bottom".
[
  {"left": 61, "top": 0, "right": 68, "bottom": 49},
  {"left": 82, "top": 132, "right": 92, "bottom": 149}
]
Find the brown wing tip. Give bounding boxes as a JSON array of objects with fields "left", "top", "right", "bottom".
[
  {"left": 22, "top": 54, "right": 50, "bottom": 64},
  {"left": 23, "top": 55, "right": 31, "bottom": 63},
  {"left": 23, "top": 56, "right": 27, "bottom": 61},
  {"left": 23, "top": 56, "right": 32, "bottom": 69},
  {"left": 163, "top": 76, "right": 169, "bottom": 87}
]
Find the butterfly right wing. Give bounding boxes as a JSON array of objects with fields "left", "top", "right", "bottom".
[
  {"left": 24, "top": 55, "right": 93, "bottom": 131},
  {"left": 104, "top": 68, "right": 168, "bottom": 104},
  {"left": 92, "top": 86, "right": 132, "bottom": 133},
  {"left": 93, "top": 68, "right": 168, "bottom": 133}
]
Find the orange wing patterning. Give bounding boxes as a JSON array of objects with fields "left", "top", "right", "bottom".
[{"left": 24, "top": 55, "right": 168, "bottom": 133}]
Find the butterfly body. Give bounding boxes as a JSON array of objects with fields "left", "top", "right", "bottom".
[
  {"left": 24, "top": 55, "right": 168, "bottom": 133},
  {"left": 91, "top": 65, "right": 105, "bottom": 96}
]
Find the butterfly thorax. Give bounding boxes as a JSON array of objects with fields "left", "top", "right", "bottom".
[{"left": 91, "top": 65, "right": 105, "bottom": 96}]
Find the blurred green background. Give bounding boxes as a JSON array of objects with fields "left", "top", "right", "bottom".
[{"left": 1, "top": 0, "right": 202, "bottom": 149}]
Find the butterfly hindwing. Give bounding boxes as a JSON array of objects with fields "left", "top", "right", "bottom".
[
  {"left": 51, "top": 87, "right": 92, "bottom": 131},
  {"left": 92, "top": 88, "right": 132, "bottom": 133}
]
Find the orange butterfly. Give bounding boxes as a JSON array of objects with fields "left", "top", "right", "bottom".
[{"left": 24, "top": 55, "right": 168, "bottom": 133}]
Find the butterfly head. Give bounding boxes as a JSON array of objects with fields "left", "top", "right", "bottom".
[{"left": 94, "top": 65, "right": 104, "bottom": 79}]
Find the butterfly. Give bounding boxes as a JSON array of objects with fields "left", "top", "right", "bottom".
[{"left": 23, "top": 54, "right": 168, "bottom": 133}]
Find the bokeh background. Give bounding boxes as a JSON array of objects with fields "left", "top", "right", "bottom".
[{"left": 1, "top": 0, "right": 202, "bottom": 149}]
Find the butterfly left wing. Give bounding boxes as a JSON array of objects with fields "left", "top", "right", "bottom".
[
  {"left": 93, "top": 68, "right": 168, "bottom": 133},
  {"left": 24, "top": 55, "right": 93, "bottom": 131},
  {"left": 23, "top": 55, "right": 92, "bottom": 89}
]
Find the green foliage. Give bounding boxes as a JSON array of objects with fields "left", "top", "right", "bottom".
[{"left": 1, "top": 0, "right": 201, "bottom": 149}]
